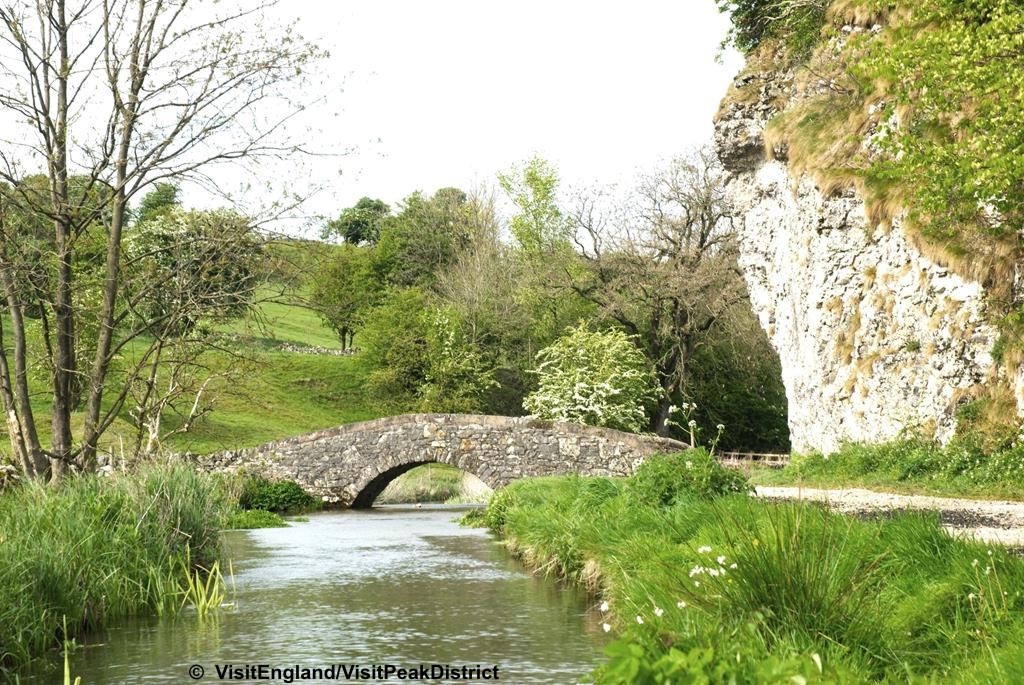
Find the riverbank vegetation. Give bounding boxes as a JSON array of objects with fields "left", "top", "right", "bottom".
[
  {"left": 751, "top": 436, "right": 1024, "bottom": 501},
  {"left": 479, "top": 452, "right": 1024, "bottom": 683},
  {"left": 0, "top": 464, "right": 230, "bottom": 676},
  {"left": 0, "top": 464, "right": 328, "bottom": 675}
]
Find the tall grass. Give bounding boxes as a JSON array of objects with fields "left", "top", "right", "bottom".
[
  {"left": 0, "top": 464, "right": 230, "bottom": 676},
  {"left": 481, "top": 453, "right": 1024, "bottom": 682}
]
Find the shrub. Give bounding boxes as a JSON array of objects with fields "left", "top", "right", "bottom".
[
  {"left": 716, "top": 0, "right": 829, "bottom": 56},
  {"left": 224, "top": 508, "right": 287, "bottom": 529},
  {"left": 238, "top": 475, "right": 320, "bottom": 514},
  {"left": 628, "top": 449, "right": 750, "bottom": 506},
  {"left": 523, "top": 325, "right": 658, "bottom": 433}
]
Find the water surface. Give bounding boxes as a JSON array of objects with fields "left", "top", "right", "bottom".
[{"left": 44, "top": 506, "right": 607, "bottom": 684}]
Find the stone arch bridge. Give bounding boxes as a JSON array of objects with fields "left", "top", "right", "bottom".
[{"left": 197, "top": 414, "right": 688, "bottom": 507}]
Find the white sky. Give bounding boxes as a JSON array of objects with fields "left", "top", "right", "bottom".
[{"left": 203, "top": 1, "right": 744, "bottom": 234}]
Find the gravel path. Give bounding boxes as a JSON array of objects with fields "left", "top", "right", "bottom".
[{"left": 755, "top": 485, "right": 1024, "bottom": 547}]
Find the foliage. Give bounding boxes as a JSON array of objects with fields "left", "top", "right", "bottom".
[
  {"left": 851, "top": 0, "right": 1024, "bottom": 255},
  {"left": 627, "top": 449, "right": 750, "bottom": 505},
  {"left": 716, "top": 0, "right": 830, "bottom": 56},
  {"left": 0, "top": 465, "right": 229, "bottom": 675},
  {"left": 498, "top": 156, "right": 572, "bottom": 253},
  {"left": 498, "top": 157, "right": 594, "bottom": 355},
  {"left": 418, "top": 308, "right": 498, "bottom": 413},
  {"left": 359, "top": 288, "right": 433, "bottom": 411},
  {"left": 223, "top": 508, "right": 287, "bottom": 529},
  {"left": 323, "top": 197, "right": 390, "bottom": 245},
  {"left": 761, "top": 435, "right": 1024, "bottom": 499},
  {"left": 524, "top": 325, "right": 658, "bottom": 433},
  {"left": 237, "top": 475, "right": 321, "bottom": 514},
  {"left": 134, "top": 183, "right": 181, "bottom": 224},
  {"left": 685, "top": 315, "right": 791, "bottom": 452},
  {"left": 484, "top": 474, "right": 1024, "bottom": 683},
  {"left": 0, "top": 0, "right": 323, "bottom": 476},
  {"left": 372, "top": 188, "right": 472, "bottom": 289},
  {"left": 565, "top": 151, "right": 769, "bottom": 436},
  {"left": 309, "top": 244, "right": 380, "bottom": 348},
  {"left": 124, "top": 208, "right": 263, "bottom": 338}
]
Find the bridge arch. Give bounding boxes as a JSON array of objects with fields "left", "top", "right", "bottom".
[{"left": 198, "top": 414, "right": 688, "bottom": 508}]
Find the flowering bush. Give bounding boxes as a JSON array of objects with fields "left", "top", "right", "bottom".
[{"left": 523, "top": 325, "right": 657, "bottom": 433}]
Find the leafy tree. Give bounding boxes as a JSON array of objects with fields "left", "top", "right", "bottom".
[
  {"left": 419, "top": 307, "right": 497, "bottom": 413},
  {"left": 498, "top": 156, "right": 572, "bottom": 253},
  {"left": 523, "top": 325, "right": 658, "bottom": 434},
  {"left": 359, "top": 288, "right": 433, "bottom": 412},
  {"left": 372, "top": 188, "right": 472, "bottom": 289},
  {"left": 322, "top": 197, "right": 390, "bottom": 245},
  {"left": 121, "top": 208, "right": 263, "bottom": 455},
  {"left": 309, "top": 245, "right": 379, "bottom": 349},
  {"left": 134, "top": 183, "right": 181, "bottom": 225},
  {"left": 567, "top": 150, "right": 752, "bottom": 434},
  {"left": 0, "top": 0, "right": 321, "bottom": 478},
  {"left": 499, "top": 157, "right": 595, "bottom": 355},
  {"left": 124, "top": 209, "right": 263, "bottom": 338}
]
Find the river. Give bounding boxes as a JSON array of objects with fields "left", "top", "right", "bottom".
[{"left": 33, "top": 506, "right": 607, "bottom": 684}]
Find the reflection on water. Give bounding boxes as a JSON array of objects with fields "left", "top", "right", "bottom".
[{"left": 32, "top": 506, "right": 607, "bottom": 684}]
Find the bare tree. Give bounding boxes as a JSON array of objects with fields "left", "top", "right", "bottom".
[
  {"left": 0, "top": 0, "right": 322, "bottom": 478},
  {"left": 566, "top": 148, "right": 749, "bottom": 434}
]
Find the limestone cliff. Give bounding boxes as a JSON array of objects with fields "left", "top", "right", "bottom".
[{"left": 713, "top": 46, "right": 1016, "bottom": 454}]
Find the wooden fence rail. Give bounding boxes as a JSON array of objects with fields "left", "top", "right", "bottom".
[{"left": 716, "top": 451, "right": 791, "bottom": 469}]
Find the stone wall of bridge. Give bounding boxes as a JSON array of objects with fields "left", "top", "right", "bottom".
[{"left": 194, "top": 413, "right": 688, "bottom": 507}]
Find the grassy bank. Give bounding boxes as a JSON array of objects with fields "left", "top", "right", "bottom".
[
  {"left": 0, "top": 465, "right": 231, "bottom": 676},
  {"left": 750, "top": 437, "right": 1024, "bottom": 501},
  {"left": 478, "top": 450, "right": 1024, "bottom": 683}
]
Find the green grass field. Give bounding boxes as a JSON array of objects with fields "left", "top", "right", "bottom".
[{"left": 1, "top": 240, "right": 383, "bottom": 457}]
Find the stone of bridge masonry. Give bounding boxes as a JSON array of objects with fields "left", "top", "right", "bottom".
[{"left": 192, "top": 414, "right": 688, "bottom": 507}]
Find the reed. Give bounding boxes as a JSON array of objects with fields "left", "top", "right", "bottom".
[{"left": 0, "top": 463, "right": 230, "bottom": 676}]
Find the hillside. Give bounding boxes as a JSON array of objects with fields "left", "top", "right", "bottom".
[{"left": 0, "top": 238, "right": 383, "bottom": 459}]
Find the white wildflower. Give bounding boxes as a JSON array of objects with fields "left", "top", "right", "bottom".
[
  {"left": 717, "top": 556, "right": 727, "bottom": 565},
  {"left": 602, "top": 623, "right": 611, "bottom": 633},
  {"left": 716, "top": 424, "right": 725, "bottom": 431},
  {"left": 693, "top": 581, "right": 701, "bottom": 588},
  {"left": 676, "top": 600, "right": 687, "bottom": 609},
  {"left": 654, "top": 607, "right": 664, "bottom": 617},
  {"left": 709, "top": 568, "right": 720, "bottom": 577},
  {"left": 729, "top": 563, "right": 738, "bottom": 570},
  {"left": 636, "top": 616, "right": 644, "bottom": 625},
  {"left": 697, "top": 545, "right": 712, "bottom": 554},
  {"left": 599, "top": 601, "right": 609, "bottom": 612},
  {"left": 688, "top": 419, "right": 697, "bottom": 428}
]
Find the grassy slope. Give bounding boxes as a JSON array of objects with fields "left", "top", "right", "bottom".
[{"left": 1, "top": 239, "right": 383, "bottom": 457}]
